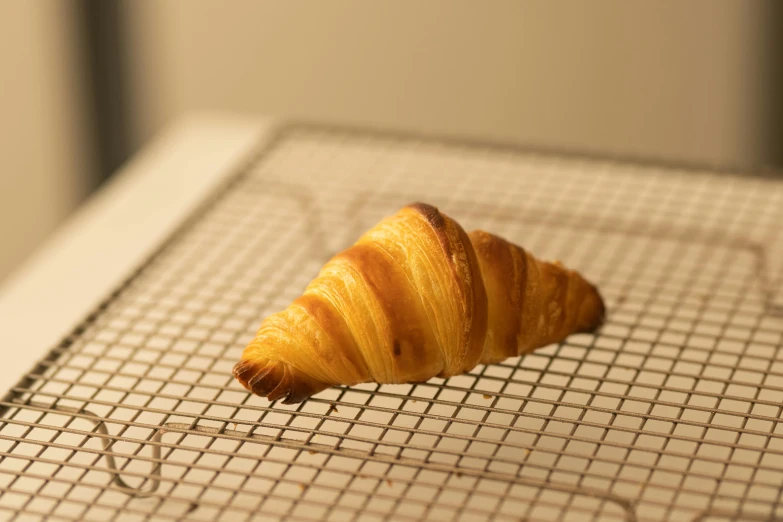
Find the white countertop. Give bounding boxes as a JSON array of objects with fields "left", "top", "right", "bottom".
[{"left": 0, "top": 115, "right": 274, "bottom": 389}]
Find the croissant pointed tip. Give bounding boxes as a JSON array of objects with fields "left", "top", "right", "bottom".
[
  {"left": 597, "top": 292, "right": 607, "bottom": 326},
  {"left": 231, "top": 359, "right": 256, "bottom": 385},
  {"left": 577, "top": 283, "right": 606, "bottom": 333},
  {"left": 232, "top": 356, "right": 330, "bottom": 404}
]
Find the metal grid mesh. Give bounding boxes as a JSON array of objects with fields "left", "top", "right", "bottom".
[{"left": 2, "top": 125, "right": 783, "bottom": 522}]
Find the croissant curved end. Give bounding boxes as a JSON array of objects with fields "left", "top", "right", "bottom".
[
  {"left": 577, "top": 283, "right": 606, "bottom": 333},
  {"left": 232, "top": 358, "right": 329, "bottom": 404}
]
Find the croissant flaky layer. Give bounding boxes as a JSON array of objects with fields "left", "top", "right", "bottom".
[{"left": 233, "top": 203, "right": 605, "bottom": 403}]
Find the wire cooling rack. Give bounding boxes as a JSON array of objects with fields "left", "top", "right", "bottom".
[{"left": 1, "top": 125, "right": 783, "bottom": 522}]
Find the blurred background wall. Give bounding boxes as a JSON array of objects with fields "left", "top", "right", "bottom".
[
  {"left": 0, "top": 0, "right": 778, "bottom": 283},
  {"left": 0, "top": 3, "right": 95, "bottom": 281}
]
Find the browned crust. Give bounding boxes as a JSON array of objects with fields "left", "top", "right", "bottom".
[
  {"left": 406, "top": 203, "right": 487, "bottom": 375},
  {"left": 336, "top": 241, "right": 442, "bottom": 382},
  {"left": 407, "top": 202, "right": 450, "bottom": 257},
  {"left": 232, "top": 358, "right": 329, "bottom": 404},
  {"left": 293, "top": 293, "right": 369, "bottom": 378},
  {"left": 539, "top": 261, "right": 569, "bottom": 336},
  {"left": 468, "top": 229, "right": 605, "bottom": 362},
  {"left": 469, "top": 230, "right": 527, "bottom": 361}
]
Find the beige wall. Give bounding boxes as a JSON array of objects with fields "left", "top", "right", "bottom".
[
  {"left": 0, "top": 2, "right": 770, "bottom": 282},
  {"left": 124, "top": 0, "right": 768, "bottom": 169},
  {"left": 0, "top": 3, "right": 94, "bottom": 282}
]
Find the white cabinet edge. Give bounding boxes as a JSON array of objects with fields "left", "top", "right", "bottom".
[{"left": 0, "top": 115, "right": 275, "bottom": 390}]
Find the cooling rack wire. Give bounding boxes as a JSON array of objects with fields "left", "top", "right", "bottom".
[{"left": 1, "top": 125, "right": 783, "bottom": 522}]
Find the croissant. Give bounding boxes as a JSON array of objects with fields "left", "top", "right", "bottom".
[{"left": 233, "top": 203, "right": 604, "bottom": 403}]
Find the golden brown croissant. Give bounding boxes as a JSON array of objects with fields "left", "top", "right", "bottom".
[{"left": 233, "top": 203, "right": 604, "bottom": 403}]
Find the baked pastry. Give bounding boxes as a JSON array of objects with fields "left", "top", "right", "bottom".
[{"left": 233, "top": 203, "right": 604, "bottom": 403}]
